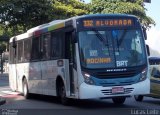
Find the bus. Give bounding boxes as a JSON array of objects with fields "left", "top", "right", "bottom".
[
  {"left": 135, "top": 57, "right": 160, "bottom": 101},
  {"left": 9, "top": 14, "right": 150, "bottom": 105}
]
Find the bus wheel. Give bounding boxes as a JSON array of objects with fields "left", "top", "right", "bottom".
[
  {"left": 134, "top": 95, "right": 143, "bottom": 102},
  {"left": 23, "top": 79, "right": 30, "bottom": 99},
  {"left": 112, "top": 97, "right": 126, "bottom": 105},
  {"left": 59, "top": 82, "right": 69, "bottom": 105}
]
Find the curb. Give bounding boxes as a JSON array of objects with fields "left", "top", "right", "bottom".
[{"left": 0, "top": 97, "right": 6, "bottom": 105}]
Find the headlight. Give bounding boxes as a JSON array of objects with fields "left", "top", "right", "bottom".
[
  {"left": 82, "top": 72, "right": 95, "bottom": 85},
  {"left": 139, "top": 68, "right": 147, "bottom": 81}
]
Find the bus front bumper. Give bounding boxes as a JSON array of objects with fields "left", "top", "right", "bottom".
[{"left": 79, "top": 78, "right": 150, "bottom": 99}]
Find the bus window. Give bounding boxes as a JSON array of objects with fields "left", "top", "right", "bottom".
[
  {"left": 41, "top": 33, "right": 51, "bottom": 60},
  {"left": 24, "top": 38, "right": 31, "bottom": 62},
  {"left": 31, "top": 37, "right": 41, "bottom": 61},
  {"left": 149, "top": 57, "right": 160, "bottom": 65},
  {"left": 17, "top": 41, "right": 24, "bottom": 63},
  {"left": 9, "top": 44, "right": 16, "bottom": 64},
  {"left": 51, "top": 32, "right": 64, "bottom": 59}
]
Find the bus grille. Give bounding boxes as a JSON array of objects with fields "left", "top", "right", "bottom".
[
  {"left": 101, "top": 88, "right": 134, "bottom": 95},
  {"left": 95, "top": 70, "right": 138, "bottom": 79},
  {"left": 99, "top": 80, "right": 135, "bottom": 87}
]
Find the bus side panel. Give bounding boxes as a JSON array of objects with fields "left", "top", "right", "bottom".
[
  {"left": 16, "top": 63, "right": 26, "bottom": 92},
  {"left": 9, "top": 64, "right": 17, "bottom": 91},
  {"left": 38, "top": 59, "right": 69, "bottom": 97},
  {"left": 27, "top": 62, "right": 42, "bottom": 94},
  {"left": 41, "top": 60, "right": 59, "bottom": 96}
]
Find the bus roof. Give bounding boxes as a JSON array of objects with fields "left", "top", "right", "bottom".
[
  {"left": 9, "top": 33, "right": 29, "bottom": 43},
  {"left": 9, "top": 14, "right": 138, "bottom": 42},
  {"left": 77, "top": 14, "right": 137, "bottom": 19}
]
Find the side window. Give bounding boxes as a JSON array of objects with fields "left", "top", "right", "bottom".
[
  {"left": 31, "top": 37, "right": 40, "bottom": 61},
  {"left": 51, "top": 32, "right": 64, "bottom": 59},
  {"left": 41, "top": 33, "right": 51, "bottom": 60},
  {"left": 17, "top": 41, "right": 24, "bottom": 63},
  {"left": 24, "top": 38, "right": 31, "bottom": 62},
  {"left": 149, "top": 58, "right": 160, "bottom": 65},
  {"left": 9, "top": 44, "right": 15, "bottom": 64}
]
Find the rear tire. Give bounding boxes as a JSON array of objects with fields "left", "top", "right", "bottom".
[
  {"left": 134, "top": 95, "right": 143, "bottom": 102},
  {"left": 112, "top": 97, "right": 126, "bottom": 105},
  {"left": 23, "top": 79, "right": 30, "bottom": 99}
]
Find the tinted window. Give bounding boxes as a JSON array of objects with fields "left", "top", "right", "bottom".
[
  {"left": 17, "top": 41, "right": 23, "bottom": 63},
  {"left": 41, "top": 33, "right": 51, "bottom": 60},
  {"left": 51, "top": 32, "right": 64, "bottom": 59},
  {"left": 31, "top": 37, "right": 40, "bottom": 60},
  {"left": 24, "top": 38, "right": 31, "bottom": 62},
  {"left": 149, "top": 57, "right": 160, "bottom": 65},
  {"left": 9, "top": 42, "right": 17, "bottom": 64}
]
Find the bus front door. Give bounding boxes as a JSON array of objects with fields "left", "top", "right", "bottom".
[{"left": 65, "top": 32, "right": 77, "bottom": 96}]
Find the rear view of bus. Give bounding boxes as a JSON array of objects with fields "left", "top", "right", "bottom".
[{"left": 76, "top": 14, "right": 150, "bottom": 104}]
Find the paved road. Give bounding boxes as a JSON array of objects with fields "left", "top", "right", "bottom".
[{"left": 0, "top": 74, "right": 160, "bottom": 115}]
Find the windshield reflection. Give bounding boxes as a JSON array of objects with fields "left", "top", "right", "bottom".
[{"left": 78, "top": 30, "right": 146, "bottom": 69}]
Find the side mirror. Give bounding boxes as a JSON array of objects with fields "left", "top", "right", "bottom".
[
  {"left": 12, "top": 37, "right": 17, "bottom": 48},
  {"left": 146, "top": 45, "right": 150, "bottom": 56},
  {"left": 142, "top": 26, "right": 147, "bottom": 40}
]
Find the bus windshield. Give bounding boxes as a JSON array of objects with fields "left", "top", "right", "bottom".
[{"left": 78, "top": 29, "right": 146, "bottom": 69}]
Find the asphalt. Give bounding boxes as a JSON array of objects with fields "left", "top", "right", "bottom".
[{"left": 0, "top": 97, "right": 6, "bottom": 105}]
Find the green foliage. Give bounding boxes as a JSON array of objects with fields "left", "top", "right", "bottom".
[
  {"left": 0, "top": 0, "right": 89, "bottom": 52},
  {"left": 0, "top": 0, "right": 53, "bottom": 35},
  {"left": 52, "top": 0, "right": 89, "bottom": 19},
  {"left": 0, "top": 0, "right": 89, "bottom": 36},
  {"left": 0, "top": 25, "right": 9, "bottom": 52},
  {"left": 90, "top": 0, "right": 155, "bottom": 29}
]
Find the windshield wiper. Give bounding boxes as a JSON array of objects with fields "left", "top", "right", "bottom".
[{"left": 92, "top": 28, "right": 108, "bottom": 46}]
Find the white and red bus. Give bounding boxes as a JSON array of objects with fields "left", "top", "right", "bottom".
[{"left": 9, "top": 14, "right": 150, "bottom": 105}]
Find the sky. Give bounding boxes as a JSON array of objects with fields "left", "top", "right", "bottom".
[
  {"left": 84, "top": 0, "right": 160, "bottom": 56},
  {"left": 145, "top": 1, "right": 160, "bottom": 55}
]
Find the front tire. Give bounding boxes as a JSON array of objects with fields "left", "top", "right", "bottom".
[
  {"left": 134, "top": 95, "right": 143, "bottom": 102},
  {"left": 59, "top": 82, "right": 70, "bottom": 105},
  {"left": 112, "top": 97, "right": 126, "bottom": 105}
]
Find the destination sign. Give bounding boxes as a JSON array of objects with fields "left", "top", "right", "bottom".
[
  {"left": 86, "top": 58, "right": 111, "bottom": 64},
  {"left": 83, "top": 19, "right": 133, "bottom": 28}
]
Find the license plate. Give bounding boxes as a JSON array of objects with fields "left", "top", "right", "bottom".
[{"left": 112, "top": 87, "right": 124, "bottom": 94}]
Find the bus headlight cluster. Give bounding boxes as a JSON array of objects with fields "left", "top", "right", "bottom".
[
  {"left": 82, "top": 72, "right": 95, "bottom": 85},
  {"left": 139, "top": 68, "right": 147, "bottom": 82}
]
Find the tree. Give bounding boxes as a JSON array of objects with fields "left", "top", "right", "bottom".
[
  {"left": 90, "top": 0, "right": 155, "bottom": 29},
  {"left": 0, "top": 0, "right": 53, "bottom": 35},
  {"left": 0, "top": 0, "right": 89, "bottom": 36},
  {"left": 51, "top": 0, "right": 89, "bottom": 19},
  {"left": 0, "top": 0, "right": 89, "bottom": 53},
  {"left": 0, "top": 24, "right": 10, "bottom": 52}
]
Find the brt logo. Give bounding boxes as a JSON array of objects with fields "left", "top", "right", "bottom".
[{"left": 116, "top": 60, "right": 128, "bottom": 67}]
